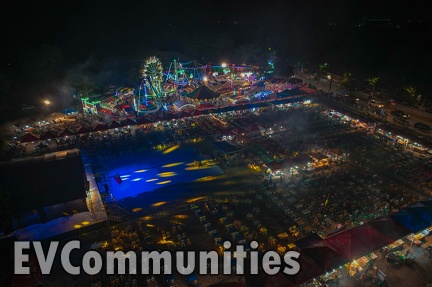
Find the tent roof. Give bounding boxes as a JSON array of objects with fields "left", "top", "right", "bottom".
[
  {"left": 93, "top": 123, "right": 108, "bottom": 132},
  {"left": 389, "top": 209, "right": 431, "bottom": 233},
  {"left": 20, "top": 133, "right": 39, "bottom": 143},
  {"left": 108, "top": 120, "right": 122, "bottom": 128},
  {"left": 368, "top": 216, "right": 412, "bottom": 242},
  {"left": 121, "top": 118, "right": 138, "bottom": 126},
  {"left": 213, "top": 141, "right": 243, "bottom": 154},
  {"left": 0, "top": 149, "right": 87, "bottom": 214},
  {"left": 295, "top": 233, "right": 323, "bottom": 249},
  {"left": 302, "top": 241, "right": 349, "bottom": 272},
  {"left": 76, "top": 126, "right": 91, "bottom": 134},
  {"left": 404, "top": 202, "right": 432, "bottom": 223},
  {"left": 59, "top": 128, "right": 75, "bottom": 137},
  {"left": 40, "top": 131, "right": 58, "bottom": 140},
  {"left": 325, "top": 230, "right": 370, "bottom": 260},
  {"left": 348, "top": 222, "right": 396, "bottom": 252},
  {"left": 187, "top": 85, "right": 220, "bottom": 99}
]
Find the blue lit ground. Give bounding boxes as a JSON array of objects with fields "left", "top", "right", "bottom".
[{"left": 101, "top": 145, "right": 224, "bottom": 201}]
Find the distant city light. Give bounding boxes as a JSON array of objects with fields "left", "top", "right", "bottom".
[
  {"left": 44, "top": 100, "right": 51, "bottom": 105},
  {"left": 221, "top": 63, "right": 227, "bottom": 68}
]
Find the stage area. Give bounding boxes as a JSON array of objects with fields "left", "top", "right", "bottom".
[{"left": 97, "top": 145, "right": 224, "bottom": 201}]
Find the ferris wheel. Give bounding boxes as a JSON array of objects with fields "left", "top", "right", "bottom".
[{"left": 141, "top": 56, "right": 164, "bottom": 99}]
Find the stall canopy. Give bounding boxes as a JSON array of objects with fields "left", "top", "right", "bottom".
[
  {"left": 108, "top": 120, "right": 122, "bottom": 129},
  {"left": 294, "top": 232, "right": 323, "bottom": 249},
  {"left": 213, "top": 141, "right": 244, "bottom": 155},
  {"left": 20, "top": 133, "right": 39, "bottom": 143},
  {"left": 40, "top": 131, "right": 58, "bottom": 140},
  {"left": 389, "top": 209, "right": 431, "bottom": 233},
  {"left": 404, "top": 202, "right": 432, "bottom": 224},
  {"left": 0, "top": 149, "right": 87, "bottom": 228},
  {"left": 420, "top": 196, "right": 432, "bottom": 209},
  {"left": 302, "top": 241, "right": 349, "bottom": 272},
  {"left": 93, "top": 123, "right": 108, "bottom": 132},
  {"left": 121, "top": 118, "right": 138, "bottom": 126},
  {"left": 76, "top": 126, "right": 91, "bottom": 134},
  {"left": 59, "top": 128, "right": 75, "bottom": 137},
  {"left": 186, "top": 85, "right": 220, "bottom": 99},
  {"left": 368, "top": 216, "right": 412, "bottom": 243},
  {"left": 325, "top": 231, "right": 370, "bottom": 260},
  {"left": 348, "top": 222, "right": 396, "bottom": 252}
]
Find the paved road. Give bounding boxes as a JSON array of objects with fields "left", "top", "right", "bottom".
[{"left": 294, "top": 72, "right": 432, "bottom": 138}]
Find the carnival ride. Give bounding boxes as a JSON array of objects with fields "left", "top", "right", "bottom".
[
  {"left": 134, "top": 57, "right": 164, "bottom": 114},
  {"left": 162, "top": 59, "right": 206, "bottom": 95},
  {"left": 165, "top": 59, "right": 189, "bottom": 86}
]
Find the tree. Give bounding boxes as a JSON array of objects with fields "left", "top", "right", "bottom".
[
  {"left": 404, "top": 85, "right": 416, "bottom": 98},
  {"left": 367, "top": 77, "right": 380, "bottom": 92},
  {"left": 72, "top": 75, "right": 97, "bottom": 98},
  {"left": 340, "top": 72, "right": 356, "bottom": 93},
  {"left": 316, "top": 63, "right": 328, "bottom": 79}
]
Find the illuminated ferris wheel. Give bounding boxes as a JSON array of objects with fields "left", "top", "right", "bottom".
[{"left": 141, "top": 56, "right": 164, "bottom": 99}]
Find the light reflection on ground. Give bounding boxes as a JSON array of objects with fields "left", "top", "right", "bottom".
[{"left": 100, "top": 146, "right": 223, "bottom": 200}]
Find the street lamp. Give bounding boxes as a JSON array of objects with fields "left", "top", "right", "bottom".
[
  {"left": 327, "top": 75, "right": 333, "bottom": 93},
  {"left": 221, "top": 63, "right": 227, "bottom": 68},
  {"left": 44, "top": 100, "right": 51, "bottom": 105}
]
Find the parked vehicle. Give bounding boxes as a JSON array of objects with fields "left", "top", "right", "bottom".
[
  {"left": 414, "top": 122, "right": 431, "bottom": 133},
  {"left": 368, "top": 100, "right": 384, "bottom": 108},
  {"left": 390, "top": 110, "right": 408, "bottom": 118},
  {"left": 393, "top": 117, "right": 409, "bottom": 126}
]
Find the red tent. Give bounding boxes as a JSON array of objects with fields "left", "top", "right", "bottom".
[
  {"left": 40, "top": 130, "right": 58, "bottom": 140},
  {"left": 76, "top": 126, "right": 91, "bottom": 134},
  {"left": 302, "top": 240, "right": 349, "bottom": 272},
  {"left": 20, "top": 133, "right": 39, "bottom": 143},
  {"left": 325, "top": 230, "right": 369, "bottom": 260},
  {"left": 348, "top": 222, "right": 398, "bottom": 252},
  {"left": 59, "top": 128, "right": 75, "bottom": 137},
  {"left": 93, "top": 123, "right": 108, "bottom": 132},
  {"left": 108, "top": 120, "right": 122, "bottom": 129}
]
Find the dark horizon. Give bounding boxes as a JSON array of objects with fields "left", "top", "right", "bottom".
[{"left": 1, "top": 0, "right": 432, "bottom": 121}]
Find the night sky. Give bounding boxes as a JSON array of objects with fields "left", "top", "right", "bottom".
[
  {"left": 2, "top": 0, "right": 428, "bottom": 61},
  {"left": 0, "top": 0, "right": 431, "bottom": 118}
]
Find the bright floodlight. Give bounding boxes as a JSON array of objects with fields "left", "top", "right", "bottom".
[
  {"left": 203, "top": 76, "right": 208, "bottom": 82},
  {"left": 221, "top": 63, "right": 227, "bottom": 68},
  {"left": 44, "top": 100, "right": 51, "bottom": 105},
  {"left": 327, "top": 75, "right": 332, "bottom": 80}
]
